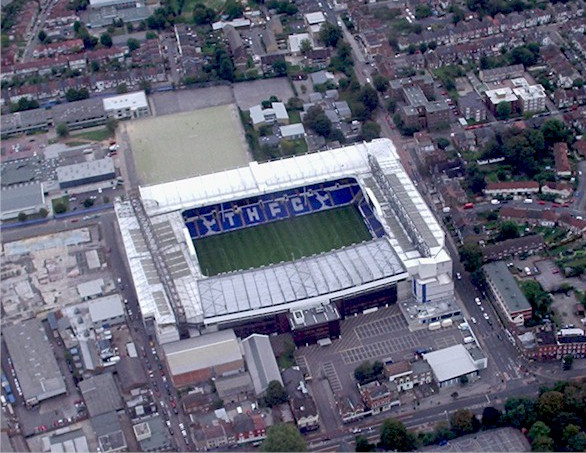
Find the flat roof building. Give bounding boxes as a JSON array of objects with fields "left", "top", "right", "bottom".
[
  {"left": 88, "top": 294, "right": 125, "bottom": 327},
  {"left": 0, "top": 109, "right": 49, "bottom": 137},
  {"left": 91, "top": 412, "right": 127, "bottom": 453},
  {"left": 77, "top": 278, "right": 105, "bottom": 300},
  {"left": 249, "top": 102, "right": 289, "bottom": 129},
  {"left": 3, "top": 319, "right": 66, "bottom": 405},
  {"left": 280, "top": 123, "right": 306, "bottom": 140},
  {"left": 1, "top": 182, "right": 46, "bottom": 221},
  {"left": 513, "top": 84, "right": 546, "bottom": 113},
  {"left": 51, "top": 98, "right": 107, "bottom": 130},
  {"left": 289, "top": 33, "right": 312, "bottom": 54},
  {"left": 103, "top": 91, "right": 150, "bottom": 120},
  {"left": 163, "top": 329, "right": 244, "bottom": 388},
  {"left": 241, "top": 334, "right": 282, "bottom": 396},
  {"left": 79, "top": 373, "right": 123, "bottom": 417},
  {"left": 485, "top": 87, "right": 518, "bottom": 113},
  {"left": 423, "top": 344, "right": 480, "bottom": 387},
  {"left": 56, "top": 157, "right": 116, "bottom": 189},
  {"left": 483, "top": 261, "right": 532, "bottom": 327}
]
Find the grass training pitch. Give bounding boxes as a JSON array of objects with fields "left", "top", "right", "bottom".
[
  {"left": 194, "top": 205, "right": 372, "bottom": 276},
  {"left": 126, "top": 104, "right": 249, "bottom": 185}
]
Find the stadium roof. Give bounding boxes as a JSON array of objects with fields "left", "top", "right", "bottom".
[
  {"left": 198, "top": 238, "right": 406, "bottom": 322},
  {"left": 162, "top": 329, "right": 242, "bottom": 376},
  {"left": 3, "top": 319, "right": 66, "bottom": 404},
  {"left": 423, "top": 344, "right": 477, "bottom": 383}
]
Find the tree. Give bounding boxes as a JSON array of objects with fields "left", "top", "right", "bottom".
[
  {"left": 65, "top": 87, "right": 90, "bottom": 102},
  {"left": 139, "top": 79, "right": 152, "bottom": 94},
  {"left": 127, "top": 38, "right": 140, "bottom": 52},
  {"left": 356, "top": 435, "right": 375, "bottom": 452},
  {"left": 532, "top": 436, "right": 555, "bottom": 452},
  {"left": 263, "top": 380, "right": 288, "bottom": 407},
  {"left": 39, "top": 208, "right": 49, "bottom": 218},
  {"left": 359, "top": 84, "right": 379, "bottom": 113},
  {"left": 116, "top": 83, "right": 128, "bottom": 94},
  {"left": 537, "top": 391, "right": 564, "bottom": 420},
  {"left": 219, "top": 56, "right": 235, "bottom": 82},
  {"left": 17, "top": 212, "right": 28, "bottom": 222},
  {"left": 53, "top": 201, "right": 67, "bottom": 214},
  {"left": 361, "top": 121, "right": 381, "bottom": 141},
  {"left": 193, "top": 3, "right": 216, "bottom": 24},
  {"left": 272, "top": 59, "right": 287, "bottom": 76},
  {"left": 106, "top": 118, "right": 118, "bottom": 135},
  {"left": 567, "top": 432, "right": 586, "bottom": 452},
  {"left": 415, "top": 4, "right": 433, "bottom": 18},
  {"left": 466, "top": 165, "right": 486, "bottom": 195},
  {"left": 541, "top": 119, "right": 570, "bottom": 146},
  {"left": 354, "top": 361, "right": 383, "bottom": 385},
  {"left": 100, "top": 33, "right": 113, "bottom": 48},
  {"left": 261, "top": 424, "right": 306, "bottom": 452},
  {"left": 437, "top": 137, "right": 450, "bottom": 150},
  {"left": 379, "top": 418, "right": 417, "bottom": 452},
  {"left": 481, "top": 407, "right": 501, "bottom": 428},
  {"left": 529, "top": 421, "right": 551, "bottom": 442},
  {"left": 224, "top": 0, "right": 244, "bottom": 19},
  {"left": 502, "top": 397, "right": 536, "bottom": 430},
  {"left": 10, "top": 97, "right": 39, "bottom": 112},
  {"left": 83, "top": 198, "right": 95, "bottom": 208},
  {"left": 449, "top": 409, "right": 477, "bottom": 436},
  {"left": 496, "top": 221, "right": 520, "bottom": 241},
  {"left": 38, "top": 29, "right": 48, "bottom": 43},
  {"left": 319, "top": 22, "right": 342, "bottom": 47},
  {"left": 304, "top": 106, "right": 332, "bottom": 138},
  {"left": 496, "top": 101, "right": 512, "bottom": 119},
  {"left": 562, "top": 354, "right": 574, "bottom": 370},
  {"left": 56, "top": 123, "right": 69, "bottom": 138},
  {"left": 459, "top": 375, "right": 469, "bottom": 386},
  {"left": 459, "top": 245, "right": 483, "bottom": 273},
  {"left": 373, "top": 74, "right": 389, "bottom": 93},
  {"left": 300, "top": 38, "right": 312, "bottom": 55}
]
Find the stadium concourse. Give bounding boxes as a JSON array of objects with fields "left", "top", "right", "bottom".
[{"left": 115, "top": 139, "right": 456, "bottom": 345}]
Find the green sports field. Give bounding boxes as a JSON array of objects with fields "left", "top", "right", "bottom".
[{"left": 194, "top": 205, "right": 372, "bottom": 276}]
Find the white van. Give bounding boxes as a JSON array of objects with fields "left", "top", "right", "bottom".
[
  {"left": 463, "top": 336, "right": 475, "bottom": 344},
  {"left": 523, "top": 198, "right": 533, "bottom": 204}
]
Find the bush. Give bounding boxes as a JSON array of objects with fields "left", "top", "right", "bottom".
[{"left": 54, "top": 202, "right": 67, "bottom": 214}]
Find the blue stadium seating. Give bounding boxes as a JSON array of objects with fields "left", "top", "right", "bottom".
[{"left": 183, "top": 178, "right": 387, "bottom": 240}]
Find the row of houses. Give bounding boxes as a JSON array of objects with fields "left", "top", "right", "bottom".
[{"left": 396, "top": 1, "right": 584, "bottom": 51}]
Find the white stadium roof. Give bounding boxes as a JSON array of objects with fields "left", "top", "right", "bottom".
[
  {"left": 118, "top": 139, "right": 449, "bottom": 333},
  {"left": 199, "top": 239, "right": 407, "bottom": 323}
]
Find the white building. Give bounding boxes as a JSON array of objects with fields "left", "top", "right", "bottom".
[
  {"left": 288, "top": 33, "right": 312, "bottom": 54},
  {"left": 103, "top": 91, "right": 150, "bottom": 120},
  {"left": 512, "top": 83, "right": 546, "bottom": 113},
  {"left": 280, "top": 123, "right": 306, "bottom": 140},
  {"left": 249, "top": 102, "right": 289, "bottom": 129},
  {"left": 485, "top": 87, "right": 518, "bottom": 112},
  {"left": 423, "top": 344, "right": 481, "bottom": 387},
  {"left": 116, "top": 139, "right": 454, "bottom": 339},
  {"left": 88, "top": 295, "right": 126, "bottom": 327}
]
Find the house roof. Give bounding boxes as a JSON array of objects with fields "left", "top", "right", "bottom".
[{"left": 280, "top": 123, "right": 305, "bottom": 138}]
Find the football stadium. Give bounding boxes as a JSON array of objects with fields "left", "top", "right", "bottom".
[{"left": 116, "top": 139, "right": 456, "bottom": 345}]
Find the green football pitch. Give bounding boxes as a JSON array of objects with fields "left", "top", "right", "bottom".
[{"left": 194, "top": 205, "right": 372, "bottom": 276}]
